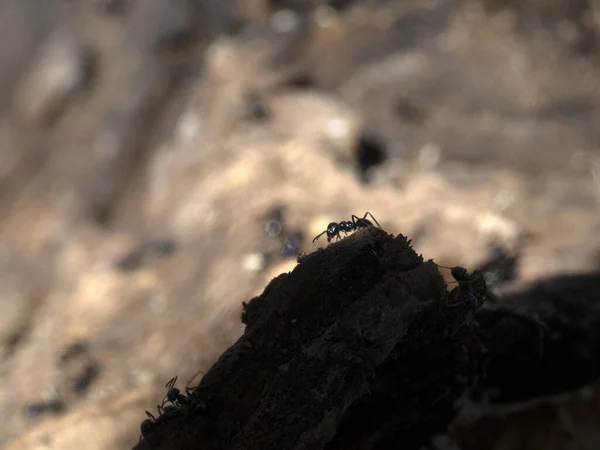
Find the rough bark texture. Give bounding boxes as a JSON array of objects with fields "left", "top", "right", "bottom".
[
  {"left": 134, "top": 227, "right": 485, "bottom": 450},
  {"left": 133, "top": 227, "right": 600, "bottom": 450}
]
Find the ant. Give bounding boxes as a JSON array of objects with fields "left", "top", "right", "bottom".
[
  {"left": 140, "top": 374, "right": 210, "bottom": 442},
  {"left": 162, "top": 376, "right": 183, "bottom": 407},
  {"left": 312, "top": 212, "right": 381, "bottom": 246},
  {"left": 161, "top": 376, "right": 208, "bottom": 414},
  {"left": 434, "top": 264, "right": 495, "bottom": 343},
  {"left": 436, "top": 265, "right": 488, "bottom": 309}
]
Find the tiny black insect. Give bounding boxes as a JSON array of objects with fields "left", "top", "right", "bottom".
[
  {"left": 161, "top": 376, "right": 209, "bottom": 415},
  {"left": 437, "top": 265, "right": 488, "bottom": 309},
  {"left": 312, "top": 212, "right": 381, "bottom": 245},
  {"left": 162, "top": 376, "right": 183, "bottom": 407}
]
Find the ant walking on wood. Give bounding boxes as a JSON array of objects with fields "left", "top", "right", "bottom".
[{"left": 311, "top": 212, "right": 381, "bottom": 248}]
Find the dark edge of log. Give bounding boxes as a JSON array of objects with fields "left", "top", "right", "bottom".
[{"left": 133, "top": 227, "right": 600, "bottom": 450}]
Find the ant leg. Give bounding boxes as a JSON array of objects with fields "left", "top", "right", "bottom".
[
  {"left": 146, "top": 411, "right": 157, "bottom": 421},
  {"left": 362, "top": 212, "right": 381, "bottom": 228},
  {"left": 161, "top": 391, "right": 173, "bottom": 409}
]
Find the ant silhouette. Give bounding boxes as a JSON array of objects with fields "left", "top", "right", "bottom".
[
  {"left": 162, "top": 376, "right": 183, "bottom": 407},
  {"left": 140, "top": 374, "right": 209, "bottom": 442},
  {"left": 161, "top": 376, "right": 208, "bottom": 414},
  {"left": 312, "top": 212, "right": 381, "bottom": 248},
  {"left": 434, "top": 263, "right": 496, "bottom": 341},
  {"left": 436, "top": 265, "right": 488, "bottom": 309}
]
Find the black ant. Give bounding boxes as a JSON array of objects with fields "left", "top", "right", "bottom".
[
  {"left": 141, "top": 381, "right": 209, "bottom": 442},
  {"left": 162, "top": 376, "right": 183, "bottom": 407},
  {"left": 161, "top": 376, "right": 208, "bottom": 414},
  {"left": 312, "top": 212, "right": 381, "bottom": 246},
  {"left": 436, "top": 265, "right": 488, "bottom": 309}
]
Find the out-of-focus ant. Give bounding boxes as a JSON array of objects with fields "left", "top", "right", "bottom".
[{"left": 312, "top": 212, "right": 381, "bottom": 246}]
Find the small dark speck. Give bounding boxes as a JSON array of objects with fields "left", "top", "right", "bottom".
[
  {"left": 395, "top": 97, "right": 425, "bottom": 123},
  {"left": 328, "top": 0, "right": 355, "bottom": 11},
  {"left": 145, "top": 237, "right": 178, "bottom": 257},
  {"left": 344, "top": 354, "right": 364, "bottom": 367},
  {"left": 154, "top": 0, "right": 199, "bottom": 52},
  {"left": 58, "top": 341, "right": 88, "bottom": 364},
  {"left": 114, "top": 249, "right": 144, "bottom": 272},
  {"left": 97, "top": 0, "right": 131, "bottom": 15},
  {"left": 362, "top": 329, "right": 377, "bottom": 346},
  {"left": 24, "top": 399, "right": 66, "bottom": 418},
  {"left": 73, "top": 362, "right": 100, "bottom": 394},
  {"left": 355, "top": 133, "right": 388, "bottom": 183},
  {"left": 247, "top": 92, "right": 270, "bottom": 121},
  {"left": 284, "top": 72, "right": 315, "bottom": 89}
]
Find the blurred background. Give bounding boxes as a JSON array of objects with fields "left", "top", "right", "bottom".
[{"left": 1, "top": 0, "right": 600, "bottom": 448}]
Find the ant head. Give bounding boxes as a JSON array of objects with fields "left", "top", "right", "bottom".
[
  {"left": 167, "top": 387, "right": 180, "bottom": 402},
  {"left": 326, "top": 222, "right": 339, "bottom": 241},
  {"left": 451, "top": 267, "right": 469, "bottom": 280}
]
